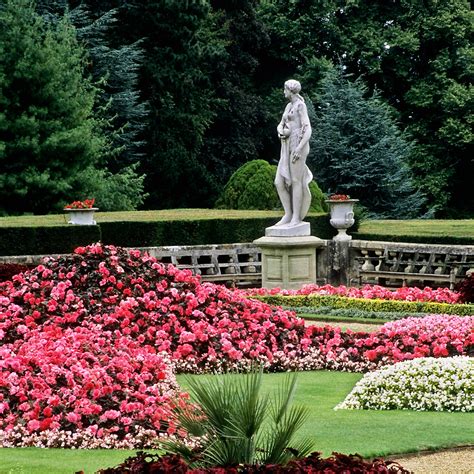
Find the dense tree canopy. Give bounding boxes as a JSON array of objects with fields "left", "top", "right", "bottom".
[
  {"left": 0, "top": 0, "right": 104, "bottom": 214},
  {"left": 0, "top": 0, "right": 472, "bottom": 217},
  {"left": 310, "top": 69, "right": 424, "bottom": 218}
]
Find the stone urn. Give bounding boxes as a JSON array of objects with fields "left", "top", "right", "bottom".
[
  {"left": 64, "top": 208, "right": 98, "bottom": 225},
  {"left": 325, "top": 198, "right": 359, "bottom": 241}
]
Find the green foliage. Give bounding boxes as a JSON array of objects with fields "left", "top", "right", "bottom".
[
  {"left": 287, "top": 305, "right": 430, "bottom": 322},
  {"left": 119, "top": 0, "right": 224, "bottom": 209},
  {"left": 354, "top": 232, "right": 474, "bottom": 246},
  {"left": 310, "top": 68, "right": 424, "bottom": 218},
  {"left": 256, "top": 295, "right": 474, "bottom": 317},
  {"left": 0, "top": 225, "right": 101, "bottom": 256},
  {"left": 165, "top": 368, "right": 313, "bottom": 468},
  {"left": 216, "top": 160, "right": 327, "bottom": 212},
  {"left": 0, "top": 0, "right": 105, "bottom": 214},
  {"left": 216, "top": 160, "right": 278, "bottom": 210},
  {"left": 196, "top": 1, "right": 271, "bottom": 187},
  {"left": 356, "top": 218, "right": 474, "bottom": 245},
  {"left": 328, "top": 0, "right": 473, "bottom": 216},
  {"left": 0, "top": 212, "right": 332, "bottom": 255},
  {"left": 70, "top": 163, "right": 147, "bottom": 212},
  {"left": 99, "top": 213, "right": 332, "bottom": 247}
]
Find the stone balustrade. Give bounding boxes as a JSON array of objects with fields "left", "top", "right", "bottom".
[{"left": 1, "top": 240, "right": 473, "bottom": 289}]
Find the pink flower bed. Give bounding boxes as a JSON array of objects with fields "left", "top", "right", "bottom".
[
  {"left": 0, "top": 327, "right": 182, "bottom": 448},
  {"left": 0, "top": 244, "right": 305, "bottom": 447},
  {"left": 276, "top": 315, "right": 473, "bottom": 373},
  {"left": 0, "top": 243, "right": 472, "bottom": 447},
  {"left": 246, "top": 283, "right": 460, "bottom": 304}
]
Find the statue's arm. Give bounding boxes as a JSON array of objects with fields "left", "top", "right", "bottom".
[
  {"left": 297, "top": 103, "right": 312, "bottom": 148},
  {"left": 277, "top": 104, "right": 290, "bottom": 136}
]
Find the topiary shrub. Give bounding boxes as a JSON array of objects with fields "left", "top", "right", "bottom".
[{"left": 215, "top": 159, "right": 327, "bottom": 212}]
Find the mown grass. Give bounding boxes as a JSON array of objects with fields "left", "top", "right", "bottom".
[
  {"left": 357, "top": 219, "right": 474, "bottom": 240},
  {"left": 0, "top": 209, "right": 296, "bottom": 227},
  {"left": 2, "top": 371, "right": 473, "bottom": 474}
]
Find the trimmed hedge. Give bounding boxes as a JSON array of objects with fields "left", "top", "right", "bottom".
[
  {"left": 96, "top": 215, "right": 333, "bottom": 247},
  {"left": 0, "top": 225, "right": 101, "bottom": 256},
  {"left": 256, "top": 294, "right": 474, "bottom": 316},
  {"left": 354, "top": 232, "right": 474, "bottom": 246},
  {"left": 0, "top": 215, "right": 333, "bottom": 256}
]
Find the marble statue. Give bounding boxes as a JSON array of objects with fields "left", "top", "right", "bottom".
[{"left": 274, "top": 79, "right": 313, "bottom": 228}]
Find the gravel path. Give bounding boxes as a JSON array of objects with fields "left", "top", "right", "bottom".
[{"left": 389, "top": 446, "right": 474, "bottom": 473}]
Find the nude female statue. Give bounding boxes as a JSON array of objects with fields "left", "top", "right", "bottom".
[{"left": 274, "top": 79, "right": 313, "bottom": 227}]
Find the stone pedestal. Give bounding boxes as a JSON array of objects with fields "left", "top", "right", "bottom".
[{"left": 253, "top": 235, "right": 324, "bottom": 290}]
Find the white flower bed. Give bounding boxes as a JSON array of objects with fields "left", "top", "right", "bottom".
[{"left": 335, "top": 356, "right": 474, "bottom": 412}]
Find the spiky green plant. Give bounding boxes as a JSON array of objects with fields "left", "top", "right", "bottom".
[{"left": 166, "top": 367, "right": 314, "bottom": 468}]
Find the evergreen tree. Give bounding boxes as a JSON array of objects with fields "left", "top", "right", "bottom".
[
  {"left": 71, "top": 3, "right": 148, "bottom": 173},
  {"left": 332, "top": 0, "right": 473, "bottom": 216},
  {"left": 36, "top": 0, "right": 149, "bottom": 209},
  {"left": 0, "top": 0, "right": 105, "bottom": 214},
  {"left": 310, "top": 69, "right": 424, "bottom": 219},
  {"left": 257, "top": 0, "right": 473, "bottom": 216},
  {"left": 197, "top": 0, "right": 270, "bottom": 189},
  {"left": 116, "top": 0, "right": 225, "bottom": 209}
]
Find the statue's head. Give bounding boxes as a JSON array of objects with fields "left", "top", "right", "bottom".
[{"left": 284, "top": 79, "right": 302, "bottom": 95}]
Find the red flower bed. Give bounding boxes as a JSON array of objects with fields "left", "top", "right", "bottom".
[
  {"left": 97, "top": 451, "right": 409, "bottom": 473},
  {"left": 0, "top": 244, "right": 305, "bottom": 371},
  {"left": 285, "top": 315, "right": 474, "bottom": 373},
  {"left": 246, "top": 283, "right": 460, "bottom": 304},
  {"left": 0, "top": 244, "right": 305, "bottom": 447}
]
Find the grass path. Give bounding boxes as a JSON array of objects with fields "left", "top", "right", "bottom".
[
  {"left": 301, "top": 314, "right": 383, "bottom": 333},
  {"left": 2, "top": 371, "right": 472, "bottom": 473}
]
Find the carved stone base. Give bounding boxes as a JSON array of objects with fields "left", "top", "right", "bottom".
[{"left": 253, "top": 235, "right": 324, "bottom": 290}]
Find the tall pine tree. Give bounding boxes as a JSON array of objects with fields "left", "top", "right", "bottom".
[
  {"left": 0, "top": 0, "right": 105, "bottom": 214},
  {"left": 310, "top": 69, "right": 425, "bottom": 218}
]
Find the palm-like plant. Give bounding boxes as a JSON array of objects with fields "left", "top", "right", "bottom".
[{"left": 165, "top": 367, "right": 314, "bottom": 468}]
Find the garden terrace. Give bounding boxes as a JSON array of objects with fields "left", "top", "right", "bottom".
[{"left": 2, "top": 239, "right": 474, "bottom": 290}]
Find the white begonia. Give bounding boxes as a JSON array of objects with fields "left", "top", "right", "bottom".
[{"left": 335, "top": 356, "right": 474, "bottom": 412}]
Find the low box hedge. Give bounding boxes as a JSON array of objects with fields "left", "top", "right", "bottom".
[
  {"left": 0, "top": 225, "right": 101, "bottom": 256},
  {"left": 256, "top": 294, "right": 474, "bottom": 316},
  {"left": 0, "top": 214, "right": 333, "bottom": 256},
  {"left": 87, "top": 214, "right": 334, "bottom": 248}
]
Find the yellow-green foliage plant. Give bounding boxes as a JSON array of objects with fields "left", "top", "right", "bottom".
[{"left": 255, "top": 294, "right": 474, "bottom": 317}]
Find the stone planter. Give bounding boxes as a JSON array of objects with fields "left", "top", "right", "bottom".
[
  {"left": 64, "top": 208, "right": 98, "bottom": 225},
  {"left": 325, "top": 199, "right": 359, "bottom": 241}
]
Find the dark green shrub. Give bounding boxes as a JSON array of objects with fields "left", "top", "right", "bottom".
[
  {"left": 0, "top": 226, "right": 101, "bottom": 256},
  {"left": 216, "top": 160, "right": 327, "bottom": 213},
  {"left": 353, "top": 233, "right": 474, "bottom": 246},
  {"left": 0, "top": 214, "right": 332, "bottom": 256}
]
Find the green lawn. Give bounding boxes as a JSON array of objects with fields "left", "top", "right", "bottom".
[
  {"left": 301, "top": 314, "right": 385, "bottom": 332},
  {"left": 1, "top": 371, "right": 472, "bottom": 474},
  {"left": 358, "top": 219, "right": 474, "bottom": 240},
  {"left": 0, "top": 209, "right": 293, "bottom": 227}
]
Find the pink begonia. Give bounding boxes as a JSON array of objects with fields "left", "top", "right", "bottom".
[{"left": 245, "top": 283, "right": 461, "bottom": 304}]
